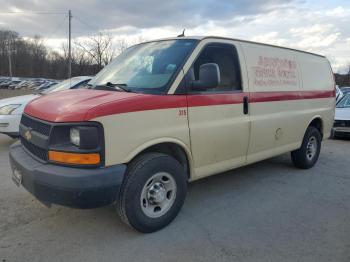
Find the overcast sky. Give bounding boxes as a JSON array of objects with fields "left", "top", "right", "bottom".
[{"left": 0, "top": 0, "right": 349, "bottom": 72}]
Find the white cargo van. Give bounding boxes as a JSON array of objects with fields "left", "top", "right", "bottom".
[{"left": 10, "top": 36, "right": 335, "bottom": 233}]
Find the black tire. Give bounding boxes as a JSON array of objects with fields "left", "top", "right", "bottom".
[
  {"left": 118, "top": 152, "right": 187, "bottom": 233},
  {"left": 291, "top": 126, "right": 322, "bottom": 169}
]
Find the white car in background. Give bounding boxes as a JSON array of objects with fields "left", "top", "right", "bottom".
[
  {"left": 0, "top": 76, "right": 91, "bottom": 138},
  {"left": 336, "top": 85, "right": 343, "bottom": 102},
  {"left": 332, "top": 93, "right": 350, "bottom": 138}
]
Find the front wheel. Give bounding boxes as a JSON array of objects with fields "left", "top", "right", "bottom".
[
  {"left": 118, "top": 152, "right": 187, "bottom": 233},
  {"left": 291, "top": 126, "right": 322, "bottom": 169}
]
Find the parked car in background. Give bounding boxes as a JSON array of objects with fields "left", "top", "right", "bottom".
[
  {"left": 0, "top": 76, "right": 61, "bottom": 90},
  {"left": 340, "top": 87, "right": 350, "bottom": 95},
  {"left": 0, "top": 78, "right": 10, "bottom": 85},
  {"left": 336, "top": 85, "right": 343, "bottom": 102},
  {"left": 0, "top": 77, "right": 21, "bottom": 89},
  {"left": 11, "top": 80, "right": 28, "bottom": 90},
  {"left": 36, "top": 81, "right": 57, "bottom": 91},
  {"left": 8, "top": 81, "right": 23, "bottom": 89},
  {"left": 332, "top": 93, "right": 350, "bottom": 138},
  {"left": 0, "top": 80, "right": 12, "bottom": 89},
  {"left": 0, "top": 76, "right": 91, "bottom": 138}
]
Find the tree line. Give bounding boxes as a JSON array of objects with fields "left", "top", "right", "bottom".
[
  {"left": 0, "top": 29, "right": 128, "bottom": 79},
  {"left": 335, "top": 72, "right": 350, "bottom": 87},
  {"left": 0, "top": 29, "right": 349, "bottom": 86}
]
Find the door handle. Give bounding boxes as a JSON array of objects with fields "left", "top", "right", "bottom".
[{"left": 243, "top": 96, "right": 249, "bottom": 115}]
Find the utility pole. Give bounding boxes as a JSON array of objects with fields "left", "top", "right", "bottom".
[
  {"left": 6, "top": 40, "right": 13, "bottom": 79},
  {"left": 68, "top": 10, "right": 72, "bottom": 79}
]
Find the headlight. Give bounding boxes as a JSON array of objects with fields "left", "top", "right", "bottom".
[
  {"left": 69, "top": 126, "right": 99, "bottom": 149},
  {"left": 49, "top": 125, "right": 103, "bottom": 166},
  {"left": 0, "top": 104, "right": 21, "bottom": 115},
  {"left": 70, "top": 127, "right": 80, "bottom": 146}
]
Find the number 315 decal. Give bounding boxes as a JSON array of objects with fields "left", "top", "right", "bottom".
[{"left": 178, "top": 109, "right": 187, "bottom": 116}]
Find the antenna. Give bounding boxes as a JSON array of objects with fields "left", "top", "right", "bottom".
[{"left": 177, "top": 29, "right": 185, "bottom": 37}]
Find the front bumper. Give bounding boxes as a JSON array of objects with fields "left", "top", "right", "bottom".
[
  {"left": 332, "top": 127, "right": 350, "bottom": 135},
  {"left": 9, "top": 142, "right": 126, "bottom": 209},
  {"left": 0, "top": 114, "right": 21, "bottom": 135}
]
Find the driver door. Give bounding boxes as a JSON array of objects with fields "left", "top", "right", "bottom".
[{"left": 186, "top": 42, "right": 250, "bottom": 179}]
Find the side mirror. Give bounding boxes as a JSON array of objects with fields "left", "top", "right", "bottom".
[{"left": 191, "top": 63, "right": 221, "bottom": 91}]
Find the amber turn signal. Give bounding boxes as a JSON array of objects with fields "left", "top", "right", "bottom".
[{"left": 48, "top": 151, "right": 100, "bottom": 165}]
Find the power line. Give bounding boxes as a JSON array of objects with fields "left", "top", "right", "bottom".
[
  {"left": 74, "top": 15, "right": 101, "bottom": 33},
  {"left": 45, "top": 14, "right": 69, "bottom": 39},
  {"left": 0, "top": 11, "right": 66, "bottom": 15}
]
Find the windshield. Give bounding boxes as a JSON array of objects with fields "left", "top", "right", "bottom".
[
  {"left": 41, "top": 77, "right": 87, "bottom": 94},
  {"left": 337, "top": 94, "right": 350, "bottom": 108},
  {"left": 88, "top": 39, "right": 198, "bottom": 94}
]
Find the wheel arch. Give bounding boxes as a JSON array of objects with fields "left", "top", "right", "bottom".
[
  {"left": 307, "top": 116, "right": 324, "bottom": 138},
  {"left": 124, "top": 138, "right": 193, "bottom": 180}
]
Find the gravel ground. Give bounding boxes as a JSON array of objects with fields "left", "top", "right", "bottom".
[{"left": 1, "top": 134, "right": 350, "bottom": 262}]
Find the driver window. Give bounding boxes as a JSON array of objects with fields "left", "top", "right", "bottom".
[{"left": 189, "top": 43, "right": 242, "bottom": 93}]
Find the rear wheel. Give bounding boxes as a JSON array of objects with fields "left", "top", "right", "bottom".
[
  {"left": 291, "top": 127, "right": 322, "bottom": 169},
  {"left": 118, "top": 152, "right": 187, "bottom": 233}
]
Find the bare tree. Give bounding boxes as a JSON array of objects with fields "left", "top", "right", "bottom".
[
  {"left": 0, "top": 30, "right": 18, "bottom": 76},
  {"left": 114, "top": 38, "right": 129, "bottom": 56},
  {"left": 0, "top": 29, "right": 100, "bottom": 79},
  {"left": 75, "top": 32, "right": 116, "bottom": 71}
]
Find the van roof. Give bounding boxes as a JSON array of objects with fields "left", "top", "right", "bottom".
[{"left": 145, "top": 36, "right": 326, "bottom": 59}]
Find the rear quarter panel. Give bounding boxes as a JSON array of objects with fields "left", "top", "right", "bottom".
[
  {"left": 241, "top": 42, "right": 335, "bottom": 163},
  {"left": 295, "top": 52, "right": 335, "bottom": 137}
]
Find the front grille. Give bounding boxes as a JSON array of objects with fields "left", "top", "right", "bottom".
[
  {"left": 20, "top": 114, "right": 51, "bottom": 161},
  {"left": 334, "top": 120, "right": 350, "bottom": 127},
  {"left": 21, "top": 114, "right": 51, "bottom": 136},
  {"left": 21, "top": 137, "right": 48, "bottom": 161}
]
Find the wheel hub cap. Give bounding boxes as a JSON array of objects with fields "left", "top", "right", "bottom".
[
  {"left": 140, "top": 172, "right": 177, "bottom": 218},
  {"left": 306, "top": 136, "right": 317, "bottom": 160},
  {"left": 148, "top": 182, "right": 166, "bottom": 204}
]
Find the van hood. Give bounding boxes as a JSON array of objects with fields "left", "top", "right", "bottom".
[
  {"left": 24, "top": 89, "right": 144, "bottom": 122},
  {"left": 24, "top": 89, "right": 186, "bottom": 122}
]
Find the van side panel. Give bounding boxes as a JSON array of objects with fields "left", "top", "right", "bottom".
[
  {"left": 241, "top": 42, "right": 334, "bottom": 164},
  {"left": 242, "top": 42, "right": 301, "bottom": 162}
]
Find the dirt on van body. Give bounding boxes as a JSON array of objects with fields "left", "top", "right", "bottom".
[{"left": 1, "top": 134, "right": 350, "bottom": 262}]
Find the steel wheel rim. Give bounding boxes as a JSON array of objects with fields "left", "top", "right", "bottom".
[
  {"left": 140, "top": 172, "right": 177, "bottom": 218},
  {"left": 306, "top": 136, "right": 317, "bottom": 160}
]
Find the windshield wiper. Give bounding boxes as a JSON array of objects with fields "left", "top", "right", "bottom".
[
  {"left": 85, "top": 83, "right": 93, "bottom": 89},
  {"left": 94, "top": 82, "right": 131, "bottom": 92},
  {"left": 105, "top": 82, "right": 130, "bottom": 92}
]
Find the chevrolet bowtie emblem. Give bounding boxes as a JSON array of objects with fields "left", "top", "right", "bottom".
[{"left": 24, "top": 130, "right": 32, "bottom": 141}]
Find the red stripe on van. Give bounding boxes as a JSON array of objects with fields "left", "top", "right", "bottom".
[
  {"left": 86, "top": 94, "right": 188, "bottom": 120},
  {"left": 24, "top": 89, "right": 335, "bottom": 122},
  {"left": 187, "top": 92, "right": 246, "bottom": 107},
  {"left": 250, "top": 90, "right": 335, "bottom": 103}
]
